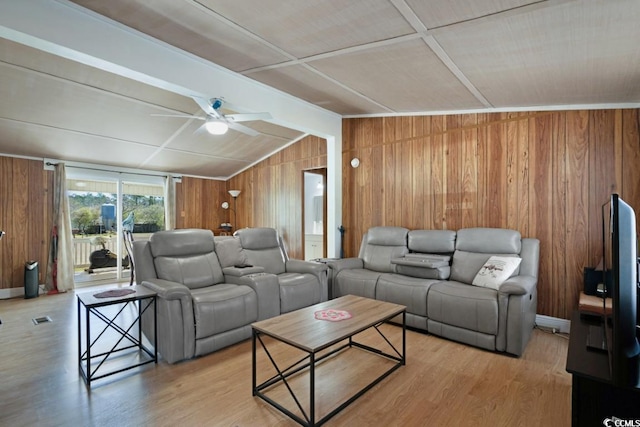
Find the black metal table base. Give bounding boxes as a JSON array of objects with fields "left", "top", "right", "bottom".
[
  {"left": 77, "top": 292, "right": 157, "bottom": 386},
  {"left": 252, "top": 311, "right": 405, "bottom": 427}
]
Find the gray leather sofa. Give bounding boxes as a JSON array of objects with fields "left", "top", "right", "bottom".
[
  {"left": 328, "top": 226, "right": 539, "bottom": 356},
  {"left": 133, "top": 228, "right": 327, "bottom": 363}
]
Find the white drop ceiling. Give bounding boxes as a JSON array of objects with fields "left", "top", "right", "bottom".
[{"left": 0, "top": 0, "right": 638, "bottom": 179}]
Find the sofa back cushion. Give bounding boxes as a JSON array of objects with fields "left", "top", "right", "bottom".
[
  {"left": 359, "top": 226, "right": 409, "bottom": 273},
  {"left": 407, "top": 230, "right": 456, "bottom": 253},
  {"left": 455, "top": 227, "right": 521, "bottom": 253},
  {"left": 450, "top": 228, "right": 521, "bottom": 284},
  {"left": 149, "top": 229, "right": 225, "bottom": 289},
  {"left": 214, "top": 236, "right": 249, "bottom": 268},
  {"left": 236, "top": 227, "right": 286, "bottom": 275}
]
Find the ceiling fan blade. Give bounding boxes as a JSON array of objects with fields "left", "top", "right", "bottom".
[
  {"left": 192, "top": 96, "right": 218, "bottom": 116},
  {"left": 225, "top": 112, "right": 272, "bottom": 122},
  {"left": 227, "top": 121, "right": 260, "bottom": 137},
  {"left": 151, "top": 113, "right": 205, "bottom": 120}
]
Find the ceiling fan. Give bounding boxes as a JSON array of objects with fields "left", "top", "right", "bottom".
[{"left": 154, "top": 96, "right": 272, "bottom": 137}]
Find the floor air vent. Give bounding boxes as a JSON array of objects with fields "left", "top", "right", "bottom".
[{"left": 32, "top": 316, "right": 52, "bottom": 325}]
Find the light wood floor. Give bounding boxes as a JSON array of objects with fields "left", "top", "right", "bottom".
[{"left": 0, "top": 284, "right": 572, "bottom": 426}]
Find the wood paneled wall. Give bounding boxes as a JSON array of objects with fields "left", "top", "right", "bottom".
[
  {"left": 225, "top": 135, "right": 327, "bottom": 258},
  {"left": 342, "top": 109, "right": 640, "bottom": 319},
  {"left": 174, "top": 176, "right": 228, "bottom": 230},
  {"left": 0, "top": 157, "right": 52, "bottom": 291}
]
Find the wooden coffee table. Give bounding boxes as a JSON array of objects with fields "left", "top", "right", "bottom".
[{"left": 252, "top": 295, "right": 406, "bottom": 427}]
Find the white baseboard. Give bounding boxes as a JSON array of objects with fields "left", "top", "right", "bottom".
[
  {"left": 535, "top": 314, "right": 571, "bottom": 334},
  {"left": 0, "top": 285, "right": 45, "bottom": 300},
  {"left": 0, "top": 289, "right": 575, "bottom": 335}
]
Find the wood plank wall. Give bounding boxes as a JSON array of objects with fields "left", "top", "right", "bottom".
[
  {"left": 0, "top": 157, "right": 52, "bottom": 290},
  {"left": 224, "top": 135, "right": 327, "bottom": 258},
  {"left": 174, "top": 176, "right": 228, "bottom": 231},
  {"left": 2, "top": 109, "right": 639, "bottom": 320},
  {"left": 342, "top": 109, "right": 640, "bottom": 319}
]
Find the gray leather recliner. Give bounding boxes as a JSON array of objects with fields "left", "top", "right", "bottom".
[
  {"left": 133, "top": 228, "right": 277, "bottom": 364},
  {"left": 427, "top": 228, "right": 539, "bottom": 356},
  {"left": 331, "top": 226, "right": 410, "bottom": 299},
  {"left": 235, "top": 227, "right": 328, "bottom": 313}
]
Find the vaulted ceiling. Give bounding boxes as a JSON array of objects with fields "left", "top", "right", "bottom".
[{"left": 0, "top": 0, "right": 638, "bottom": 178}]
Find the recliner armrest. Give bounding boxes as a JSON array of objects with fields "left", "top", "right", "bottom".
[
  {"left": 140, "top": 278, "right": 196, "bottom": 363},
  {"left": 285, "top": 259, "right": 328, "bottom": 274},
  {"left": 286, "top": 259, "right": 329, "bottom": 302},
  {"left": 225, "top": 272, "right": 280, "bottom": 320},
  {"left": 326, "top": 257, "right": 364, "bottom": 274},
  {"left": 499, "top": 275, "right": 537, "bottom": 295},
  {"left": 140, "top": 278, "right": 192, "bottom": 300}
]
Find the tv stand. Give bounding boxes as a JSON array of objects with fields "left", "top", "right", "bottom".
[
  {"left": 566, "top": 311, "right": 640, "bottom": 426},
  {"left": 585, "top": 323, "right": 608, "bottom": 352}
]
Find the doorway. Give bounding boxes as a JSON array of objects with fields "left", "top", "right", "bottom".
[{"left": 303, "top": 169, "right": 326, "bottom": 260}]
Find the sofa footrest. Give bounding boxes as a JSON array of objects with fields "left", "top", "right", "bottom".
[
  {"left": 427, "top": 319, "right": 496, "bottom": 351},
  {"left": 376, "top": 274, "right": 441, "bottom": 318},
  {"left": 427, "top": 281, "right": 499, "bottom": 335},
  {"left": 191, "top": 284, "right": 257, "bottom": 338}
]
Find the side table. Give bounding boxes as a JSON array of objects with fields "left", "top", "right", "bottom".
[{"left": 77, "top": 285, "right": 157, "bottom": 386}]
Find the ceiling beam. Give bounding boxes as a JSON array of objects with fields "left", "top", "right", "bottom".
[{"left": 0, "top": 0, "right": 341, "bottom": 139}]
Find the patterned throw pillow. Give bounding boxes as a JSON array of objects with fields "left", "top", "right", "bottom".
[{"left": 472, "top": 256, "right": 522, "bottom": 290}]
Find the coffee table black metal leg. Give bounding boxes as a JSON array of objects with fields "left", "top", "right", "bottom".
[
  {"left": 402, "top": 310, "right": 406, "bottom": 365},
  {"left": 153, "top": 296, "right": 158, "bottom": 363},
  {"left": 252, "top": 330, "right": 257, "bottom": 396},
  {"left": 310, "top": 351, "right": 315, "bottom": 426}
]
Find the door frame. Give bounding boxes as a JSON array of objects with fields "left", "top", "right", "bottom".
[{"left": 302, "top": 168, "right": 327, "bottom": 259}]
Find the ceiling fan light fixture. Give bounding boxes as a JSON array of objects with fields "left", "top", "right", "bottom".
[{"left": 205, "top": 118, "right": 228, "bottom": 135}]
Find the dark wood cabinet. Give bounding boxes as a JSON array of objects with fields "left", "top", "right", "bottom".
[{"left": 566, "top": 311, "right": 640, "bottom": 426}]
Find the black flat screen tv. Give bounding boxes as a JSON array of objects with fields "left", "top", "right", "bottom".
[{"left": 602, "top": 194, "right": 640, "bottom": 387}]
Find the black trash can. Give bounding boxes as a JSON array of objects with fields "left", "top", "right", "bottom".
[{"left": 24, "top": 261, "right": 39, "bottom": 299}]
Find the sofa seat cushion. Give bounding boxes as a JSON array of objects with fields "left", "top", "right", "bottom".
[
  {"left": 376, "top": 274, "right": 442, "bottom": 317},
  {"left": 191, "top": 284, "right": 257, "bottom": 339},
  {"left": 334, "top": 269, "right": 381, "bottom": 298},
  {"left": 427, "top": 281, "right": 499, "bottom": 335},
  {"left": 278, "top": 272, "right": 321, "bottom": 313}
]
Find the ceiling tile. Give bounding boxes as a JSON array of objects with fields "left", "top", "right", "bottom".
[
  {"left": 0, "top": 62, "right": 189, "bottom": 145},
  {"left": 406, "top": 0, "right": 536, "bottom": 29},
  {"left": 71, "top": 0, "right": 290, "bottom": 72},
  {"left": 247, "top": 65, "right": 391, "bottom": 115},
  {"left": 434, "top": 0, "right": 640, "bottom": 107},
  {"left": 0, "top": 38, "right": 197, "bottom": 114},
  {"left": 0, "top": 119, "right": 159, "bottom": 169},
  {"left": 144, "top": 149, "right": 250, "bottom": 178},
  {"left": 309, "top": 38, "right": 486, "bottom": 112},
  {"left": 197, "top": 0, "right": 415, "bottom": 59}
]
